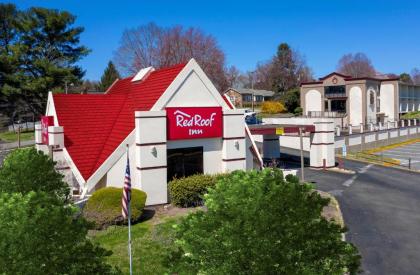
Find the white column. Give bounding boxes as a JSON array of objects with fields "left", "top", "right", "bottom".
[
  {"left": 401, "top": 120, "right": 405, "bottom": 127},
  {"left": 336, "top": 126, "right": 341, "bottom": 136},
  {"left": 48, "top": 126, "right": 74, "bottom": 193},
  {"left": 369, "top": 123, "right": 374, "bottom": 132},
  {"left": 378, "top": 122, "right": 383, "bottom": 130},
  {"left": 34, "top": 124, "right": 48, "bottom": 153},
  {"left": 408, "top": 119, "right": 412, "bottom": 127},
  {"left": 360, "top": 123, "right": 364, "bottom": 133},
  {"left": 135, "top": 111, "right": 167, "bottom": 205},
  {"left": 414, "top": 119, "right": 417, "bottom": 126},
  {"left": 348, "top": 125, "right": 353, "bottom": 135},
  {"left": 222, "top": 109, "right": 246, "bottom": 172},
  {"left": 310, "top": 120, "right": 335, "bottom": 168}
]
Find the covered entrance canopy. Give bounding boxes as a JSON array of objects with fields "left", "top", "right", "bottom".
[{"left": 248, "top": 124, "right": 315, "bottom": 135}]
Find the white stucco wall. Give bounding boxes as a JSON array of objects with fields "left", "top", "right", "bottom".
[
  {"left": 380, "top": 83, "right": 395, "bottom": 121},
  {"left": 349, "top": 86, "right": 362, "bottom": 125},
  {"left": 105, "top": 142, "right": 139, "bottom": 189},
  {"left": 305, "top": 90, "right": 322, "bottom": 115}
]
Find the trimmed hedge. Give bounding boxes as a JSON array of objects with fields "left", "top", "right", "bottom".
[
  {"left": 83, "top": 187, "right": 147, "bottom": 229},
  {"left": 169, "top": 174, "right": 223, "bottom": 207}
]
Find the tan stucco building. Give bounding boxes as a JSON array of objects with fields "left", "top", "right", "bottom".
[{"left": 300, "top": 72, "right": 420, "bottom": 126}]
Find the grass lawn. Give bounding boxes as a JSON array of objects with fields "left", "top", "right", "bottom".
[
  {"left": 0, "top": 130, "right": 34, "bottom": 142},
  {"left": 91, "top": 208, "right": 193, "bottom": 275}
]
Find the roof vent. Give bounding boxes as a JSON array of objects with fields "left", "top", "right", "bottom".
[{"left": 131, "top": 66, "right": 155, "bottom": 82}]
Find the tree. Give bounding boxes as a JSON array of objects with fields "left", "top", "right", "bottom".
[
  {"left": 399, "top": 73, "right": 412, "bottom": 84},
  {"left": 99, "top": 61, "right": 120, "bottom": 92},
  {"left": 113, "top": 22, "right": 228, "bottom": 91},
  {"left": 337, "top": 52, "right": 376, "bottom": 78},
  {"left": 225, "top": 65, "right": 240, "bottom": 88},
  {"left": 0, "top": 192, "right": 120, "bottom": 274},
  {"left": 0, "top": 147, "right": 69, "bottom": 201},
  {"left": 0, "top": 4, "right": 89, "bottom": 120},
  {"left": 411, "top": 68, "right": 420, "bottom": 85},
  {"left": 169, "top": 169, "right": 361, "bottom": 274},
  {"left": 247, "top": 43, "right": 313, "bottom": 93},
  {"left": 281, "top": 87, "right": 300, "bottom": 112}
]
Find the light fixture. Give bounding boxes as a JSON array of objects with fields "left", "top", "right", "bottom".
[{"left": 151, "top": 146, "right": 157, "bottom": 157}]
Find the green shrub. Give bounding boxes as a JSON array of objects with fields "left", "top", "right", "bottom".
[
  {"left": 294, "top": 106, "right": 303, "bottom": 115},
  {"left": 83, "top": 187, "right": 147, "bottom": 229},
  {"left": 169, "top": 174, "right": 223, "bottom": 207},
  {"left": 0, "top": 192, "right": 120, "bottom": 274},
  {"left": 0, "top": 147, "right": 69, "bottom": 201},
  {"left": 261, "top": 101, "right": 286, "bottom": 114},
  {"left": 168, "top": 169, "right": 361, "bottom": 274}
]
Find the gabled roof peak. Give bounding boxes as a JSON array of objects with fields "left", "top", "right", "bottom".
[{"left": 319, "top": 72, "right": 351, "bottom": 80}]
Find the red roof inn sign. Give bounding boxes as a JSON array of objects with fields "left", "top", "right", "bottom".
[{"left": 166, "top": 107, "right": 222, "bottom": 140}]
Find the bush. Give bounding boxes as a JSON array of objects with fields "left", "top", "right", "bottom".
[
  {"left": 261, "top": 101, "right": 286, "bottom": 114},
  {"left": 281, "top": 88, "right": 300, "bottom": 112},
  {"left": 169, "top": 174, "right": 222, "bottom": 207},
  {"left": 168, "top": 169, "right": 361, "bottom": 274},
  {"left": 0, "top": 147, "right": 69, "bottom": 201},
  {"left": 0, "top": 192, "right": 120, "bottom": 274},
  {"left": 294, "top": 106, "right": 303, "bottom": 115},
  {"left": 83, "top": 187, "right": 147, "bottom": 229}
]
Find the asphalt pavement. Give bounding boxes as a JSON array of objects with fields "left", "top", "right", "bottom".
[{"left": 298, "top": 159, "right": 420, "bottom": 275}]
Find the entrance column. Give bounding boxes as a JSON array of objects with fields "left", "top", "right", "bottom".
[
  {"left": 222, "top": 109, "right": 246, "bottom": 172},
  {"left": 310, "top": 120, "right": 335, "bottom": 168},
  {"left": 135, "top": 111, "right": 167, "bottom": 205}
]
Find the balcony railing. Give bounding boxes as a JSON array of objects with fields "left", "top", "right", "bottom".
[
  {"left": 307, "top": 111, "right": 346, "bottom": 118},
  {"left": 325, "top": 93, "right": 347, "bottom": 99}
]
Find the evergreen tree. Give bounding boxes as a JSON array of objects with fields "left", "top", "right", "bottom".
[
  {"left": 0, "top": 4, "right": 89, "bottom": 120},
  {"left": 99, "top": 61, "right": 120, "bottom": 92}
]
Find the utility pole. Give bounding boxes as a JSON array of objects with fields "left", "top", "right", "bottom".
[
  {"left": 17, "top": 126, "right": 21, "bottom": 148},
  {"left": 65, "top": 80, "right": 68, "bottom": 94},
  {"left": 299, "top": 127, "right": 305, "bottom": 182}
]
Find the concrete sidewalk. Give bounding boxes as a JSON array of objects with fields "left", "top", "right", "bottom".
[{"left": 0, "top": 140, "right": 35, "bottom": 150}]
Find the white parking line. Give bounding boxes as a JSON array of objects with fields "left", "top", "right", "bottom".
[{"left": 343, "top": 164, "right": 372, "bottom": 187}]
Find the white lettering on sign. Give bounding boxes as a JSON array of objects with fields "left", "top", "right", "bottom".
[{"left": 174, "top": 110, "right": 216, "bottom": 128}]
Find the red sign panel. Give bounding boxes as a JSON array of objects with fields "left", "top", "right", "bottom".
[
  {"left": 166, "top": 107, "right": 222, "bottom": 140},
  {"left": 41, "top": 116, "right": 54, "bottom": 144}
]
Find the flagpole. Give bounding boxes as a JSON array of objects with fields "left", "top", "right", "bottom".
[{"left": 126, "top": 144, "right": 133, "bottom": 275}]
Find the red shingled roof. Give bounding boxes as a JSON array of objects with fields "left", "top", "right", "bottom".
[{"left": 53, "top": 63, "right": 186, "bottom": 181}]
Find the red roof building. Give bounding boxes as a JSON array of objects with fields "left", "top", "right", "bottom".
[{"left": 36, "top": 59, "right": 262, "bottom": 205}]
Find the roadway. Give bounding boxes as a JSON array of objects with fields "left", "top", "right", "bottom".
[{"left": 298, "top": 159, "right": 420, "bottom": 275}]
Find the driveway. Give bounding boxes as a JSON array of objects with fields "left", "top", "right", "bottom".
[{"left": 299, "top": 159, "right": 420, "bottom": 275}]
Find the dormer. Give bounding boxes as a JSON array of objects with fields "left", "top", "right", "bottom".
[{"left": 132, "top": 66, "right": 155, "bottom": 82}]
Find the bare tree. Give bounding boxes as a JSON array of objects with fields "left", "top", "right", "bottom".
[
  {"left": 113, "top": 23, "right": 228, "bottom": 91},
  {"left": 411, "top": 68, "right": 420, "bottom": 85},
  {"left": 337, "top": 53, "right": 376, "bottom": 78},
  {"left": 225, "top": 65, "right": 240, "bottom": 88}
]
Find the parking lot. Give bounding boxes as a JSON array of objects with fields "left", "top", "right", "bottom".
[{"left": 374, "top": 141, "right": 420, "bottom": 171}]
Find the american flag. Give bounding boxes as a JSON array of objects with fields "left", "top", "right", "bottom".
[{"left": 121, "top": 155, "right": 131, "bottom": 219}]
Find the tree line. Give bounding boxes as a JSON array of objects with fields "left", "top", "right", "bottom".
[{"left": 1, "top": 3, "right": 419, "bottom": 123}]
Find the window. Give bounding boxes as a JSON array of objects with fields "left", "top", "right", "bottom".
[{"left": 369, "top": 92, "right": 375, "bottom": 105}]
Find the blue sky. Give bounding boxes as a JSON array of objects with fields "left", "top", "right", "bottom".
[{"left": 13, "top": 0, "right": 420, "bottom": 80}]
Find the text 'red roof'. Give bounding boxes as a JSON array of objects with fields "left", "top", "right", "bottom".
[{"left": 53, "top": 63, "right": 186, "bottom": 181}]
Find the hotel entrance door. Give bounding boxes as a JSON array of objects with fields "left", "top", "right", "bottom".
[{"left": 167, "top": 147, "right": 203, "bottom": 181}]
